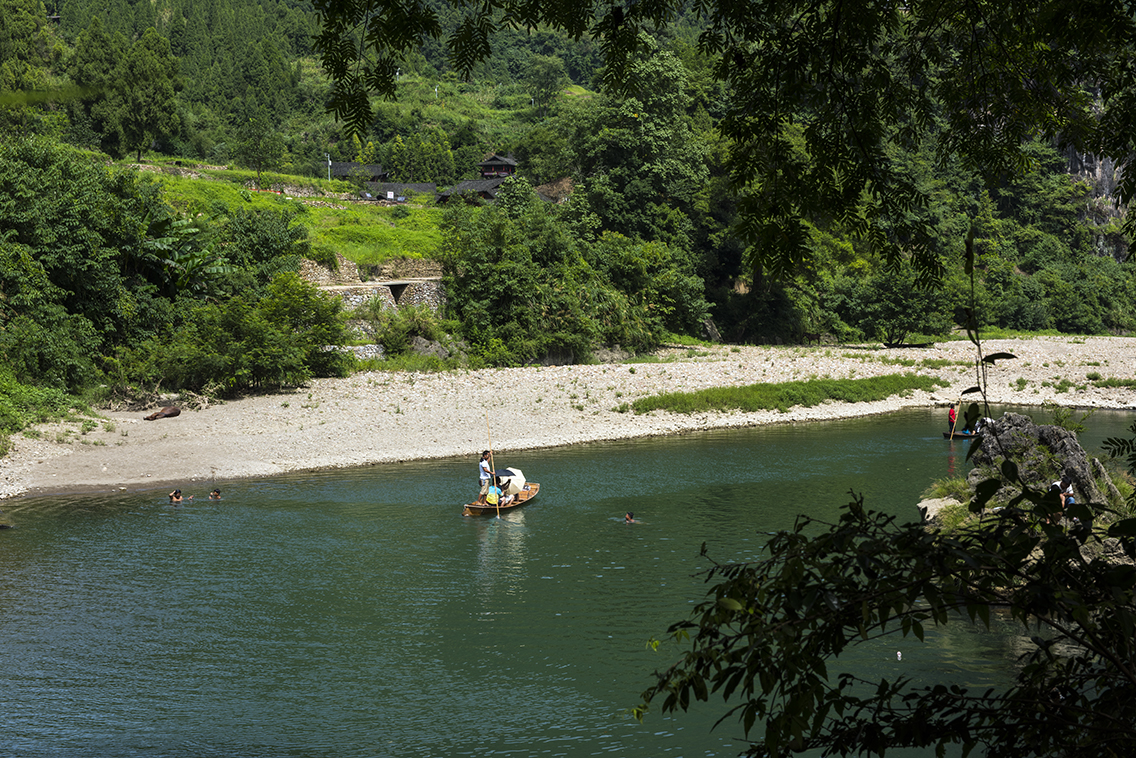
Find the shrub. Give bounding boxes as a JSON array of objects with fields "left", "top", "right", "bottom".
[
  {"left": 0, "top": 368, "right": 76, "bottom": 457},
  {"left": 106, "top": 273, "right": 349, "bottom": 395}
]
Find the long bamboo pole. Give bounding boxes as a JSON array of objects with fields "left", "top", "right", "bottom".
[{"left": 487, "top": 412, "right": 499, "bottom": 518}]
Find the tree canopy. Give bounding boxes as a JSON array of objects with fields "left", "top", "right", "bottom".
[{"left": 312, "top": 0, "right": 1136, "bottom": 282}]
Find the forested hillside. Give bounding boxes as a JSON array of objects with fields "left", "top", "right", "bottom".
[{"left": 1, "top": 0, "right": 1135, "bottom": 420}]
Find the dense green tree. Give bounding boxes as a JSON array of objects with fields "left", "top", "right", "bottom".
[
  {"left": 232, "top": 109, "right": 286, "bottom": 184},
  {"left": 570, "top": 35, "right": 707, "bottom": 253},
  {"left": 440, "top": 177, "right": 704, "bottom": 363},
  {"left": 846, "top": 265, "right": 954, "bottom": 345},
  {"left": 116, "top": 27, "right": 180, "bottom": 160},
  {"left": 214, "top": 206, "right": 310, "bottom": 297},
  {"left": 119, "top": 272, "right": 349, "bottom": 394},
  {"left": 0, "top": 0, "right": 54, "bottom": 92},
  {"left": 0, "top": 0, "right": 65, "bottom": 136},
  {"left": 0, "top": 138, "right": 170, "bottom": 388},
  {"left": 387, "top": 127, "right": 455, "bottom": 184},
  {"left": 67, "top": 16, "right": 126, "bottom": 152},
  {"left": 524, "top": 53, "right": 567, "bottom": 118}
]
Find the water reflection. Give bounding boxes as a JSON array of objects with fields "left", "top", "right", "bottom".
[{"left": 472, "top": 512, "right": 529, "bottom": 598}]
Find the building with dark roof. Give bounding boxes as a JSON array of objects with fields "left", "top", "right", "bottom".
[
  {"left": 436, "top": 177, "right": 512, "bottom": 204},
  {"left": 330, "top": 162, "right": 388, "bottom": 182},
  {"left": 477, "top": 153, "right": 517, "bottom": 179},
  {"left": 366, "top": 182, "right": 438, "bottom": 201}
]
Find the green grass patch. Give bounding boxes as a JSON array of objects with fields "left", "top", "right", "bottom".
[
  {"left": 156, "top": 171, "right": 443, "bottom": 266},
  {"left": 1092, "top": 377, "right": 1136, "bottom": 389},
  {"left": 308, "top": 202, "right": 443, "bottom": 264},
  {"left": 630, "top": 374, "right": 947, "bottom": 414},
  {"left": 932, "top": 327, "right": 1067, "bottom": 341},
  {"left": 157, "top": 171, "right": 314, "bottom": 217},
  {"left": 877, "top": 356, "right": 967, "bottom": 369},
  {"left": 660, "top": 331, "right": 718, "bottom": 347},
  {"left": 932, "top": 501, "right": 977, "bottom": 532},
  {"left": 922, "top": 476, "right": 971, "bottom": 503},
  {"left": 354, "top": 353, "right": 467, "bottom": 373}
]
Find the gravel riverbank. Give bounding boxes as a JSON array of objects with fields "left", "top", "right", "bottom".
[{"left": 3, "top": 336, "right": 1135, "bottom": 500}]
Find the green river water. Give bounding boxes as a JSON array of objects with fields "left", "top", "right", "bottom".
[{"left": 2, "top": 405, "right": 1133, "bottom": 757}]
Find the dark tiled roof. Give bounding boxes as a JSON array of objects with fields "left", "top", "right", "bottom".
[
  {"left": 477, "top": 153, "right": 517, "bottom": 168},
  {"left": 367, "top": 182, "right": 437, "bottom": 196},
  {"left": 437, "top": 177, "right": 511, "bottom": 201},
  {"left": 330, "top": 162, "right": 386, "bottom": 179}
]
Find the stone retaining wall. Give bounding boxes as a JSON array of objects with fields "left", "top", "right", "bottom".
[
  {"left": 328, "top": 281, "right": 445, "bottom": 312},
  {"left": 299, "top": 253, "right": 362, "bottom": 286},
  {"left": 365, "top": 258, "right": 443, "bottom": 279},
  {"left": 302, "top": 255, "right": 445, "bottom": 313}
]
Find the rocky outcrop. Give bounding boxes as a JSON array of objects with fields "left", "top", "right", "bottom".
[
  {"left": 918, "top": 497, "right": 964, "bottom": 529},
  {"left": 967, "top": 412, "right": 1117, "bottom": 507}
]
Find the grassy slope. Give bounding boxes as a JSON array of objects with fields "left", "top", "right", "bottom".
[
  {"left": 155, "top": 168, "right": 444, "bottom": 264},
  {"left": 145, "top": 73, "right": 599, "bottom": 266}
]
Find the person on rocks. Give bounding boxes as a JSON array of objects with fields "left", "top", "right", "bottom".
[
  {"left": 1045, "top": 475, "right": 1076, "bottom": 524},
  {"left": 1051, "top": 475, "right": 1075, "bottom": 509}
]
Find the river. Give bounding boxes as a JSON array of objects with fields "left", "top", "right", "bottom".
[{"left": 2, "top": 406, "right": 1132, "bottom": 757}]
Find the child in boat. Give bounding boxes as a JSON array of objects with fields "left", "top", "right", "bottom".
[{"left": 499, "top": 481, "right": 515, "bottom": 506}]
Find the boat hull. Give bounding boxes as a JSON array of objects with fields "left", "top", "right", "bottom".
[
  {"left": 463, "top": 483, "right": 540, "bottom": 516},
  {"left": 943, "top": 431, "right": 977, "bottom": 439}
]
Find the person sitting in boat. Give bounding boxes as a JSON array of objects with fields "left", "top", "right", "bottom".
[
  {"left": 486, "top": 481, "right": 503, "bottom": 506},
  {"left": 476, "top": 451, "right": 495, "bottom": 504}
]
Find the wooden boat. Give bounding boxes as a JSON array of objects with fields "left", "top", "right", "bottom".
[
  {"left": 463, "top": 468, "right": 540, "bottom": 516},
  {"left": 943, "top": 430, "right": 977, "bottom": 439}
]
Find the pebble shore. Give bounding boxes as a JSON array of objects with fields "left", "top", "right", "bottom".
[{"left": 2, "top": 337, "right": 1134, "bottom": 500}]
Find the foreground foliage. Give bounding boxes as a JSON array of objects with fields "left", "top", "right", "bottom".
[{"left": 637, "top": 494, "right": 1136, "bottom": 757}]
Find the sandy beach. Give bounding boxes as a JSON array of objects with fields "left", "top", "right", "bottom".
[{"left": 2, "top": 336, "right": 1134, "bottom": 500}]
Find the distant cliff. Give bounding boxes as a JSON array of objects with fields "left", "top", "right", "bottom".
[{"left": 1063, "top": 145, "right": 1128, "bottom": 261}]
